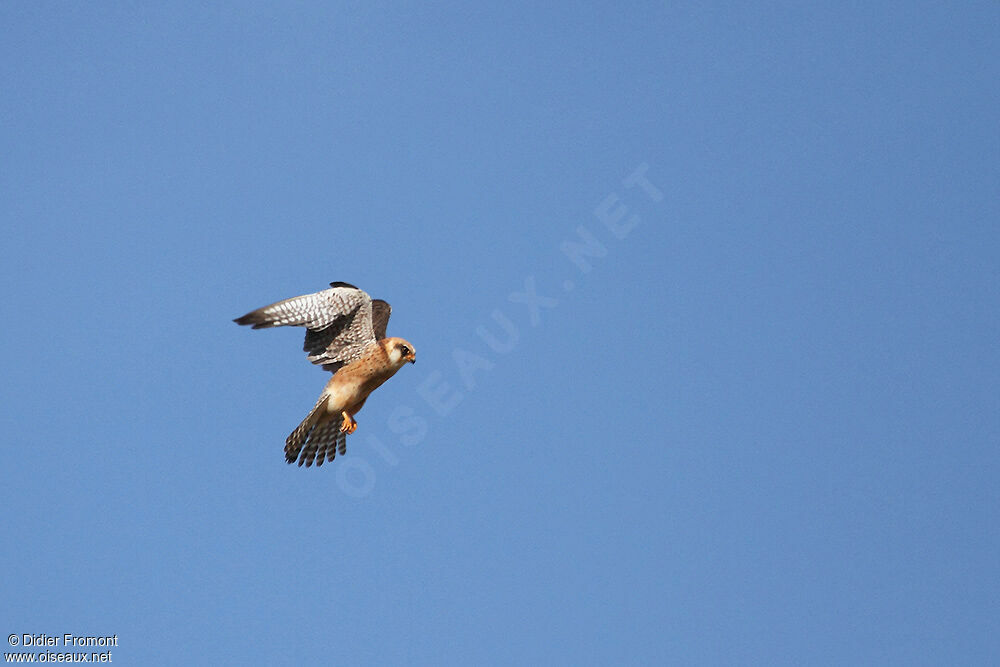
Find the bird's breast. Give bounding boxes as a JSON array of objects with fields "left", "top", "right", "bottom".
[{"left": 323, "top": 356, "right": 398, "bottom": 412}]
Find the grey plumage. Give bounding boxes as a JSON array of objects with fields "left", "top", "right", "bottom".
[{"left": 234, "top": 283, "right": 392, "bottom": 373}]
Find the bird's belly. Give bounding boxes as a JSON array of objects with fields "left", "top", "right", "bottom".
[
  {"left": 326, "top": 383, "right": 360, "bottom": 412},
  {"left": 324, "top": 376, "right": 367, "bottom": 413},
  {"left": 324, "top": 358, "right": 396, "bottom": 415}
]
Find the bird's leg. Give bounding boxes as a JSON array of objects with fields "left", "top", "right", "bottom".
[{"left": 340, "top": 411, "right": 358, "bottom": 434}]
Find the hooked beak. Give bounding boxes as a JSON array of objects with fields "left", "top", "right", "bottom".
[{"left": 405, "top": 353, "right": 416, "bottom": 364}]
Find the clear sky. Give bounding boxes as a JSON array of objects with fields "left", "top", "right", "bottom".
[{"left": 2, "top": 2, "right": 998, "bottom": 664}]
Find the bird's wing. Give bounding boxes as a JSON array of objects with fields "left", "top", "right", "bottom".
[
  {"left": 371, "top": 299, "right": 391, "bottom": 340},
  {"left": 234, "top": 282, "right": 377, "bottom": 372}
]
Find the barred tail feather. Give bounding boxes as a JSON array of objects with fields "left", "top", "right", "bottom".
[
  {"left": 303, "top": 421, "right": 337, "bottom": 467},
  {"left": 284, "top": 395, "right": 329, "bottom": 465},
  {"left": 326, "top": 430, "right": 347, "bottom": 463}
]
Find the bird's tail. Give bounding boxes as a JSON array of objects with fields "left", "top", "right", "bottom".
[{"left": 285, "top": 394, "right": 347, "bottom": 467}]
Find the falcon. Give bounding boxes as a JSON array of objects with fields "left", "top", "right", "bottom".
[{"left": 234, "top": 282, "right": 416, "bottom": 467}]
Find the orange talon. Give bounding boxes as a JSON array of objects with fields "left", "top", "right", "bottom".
[{"left": 340, "top": 411, "right": 358, "bottom": 434}]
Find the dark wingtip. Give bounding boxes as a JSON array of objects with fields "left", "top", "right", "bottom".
[
  {"left": 234, "top": 312, "right": 270, "bottom": 328},
  {"left": 329, "top": 281, "right": 359, "bottom": 289}
]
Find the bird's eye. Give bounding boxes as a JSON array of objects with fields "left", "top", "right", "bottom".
[{"left": 399, "top": 345, "right": 410, "bottom": 356}]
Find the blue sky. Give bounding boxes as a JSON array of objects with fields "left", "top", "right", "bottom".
[{"left": 2, "top": 2, "right": 998, "bottom": 664}]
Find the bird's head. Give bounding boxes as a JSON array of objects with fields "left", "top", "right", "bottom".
[{"left": 382, "top": 337, "right": 416, "bottom": 367}]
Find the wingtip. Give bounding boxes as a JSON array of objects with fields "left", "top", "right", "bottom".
[{"left": 234, "top": 312, "right": 270, "bottom": 328}]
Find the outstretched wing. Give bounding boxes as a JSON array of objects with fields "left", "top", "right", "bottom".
[
  {"left": 371, "top": 299, "right": 391, "bottom": 340},
  {"left": 234, "top": 282, "right": 377, "bottom": 372}
]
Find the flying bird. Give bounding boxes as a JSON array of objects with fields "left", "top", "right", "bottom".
[{"left": 234, "top": 282, "right": 415, "bottom": 467}]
